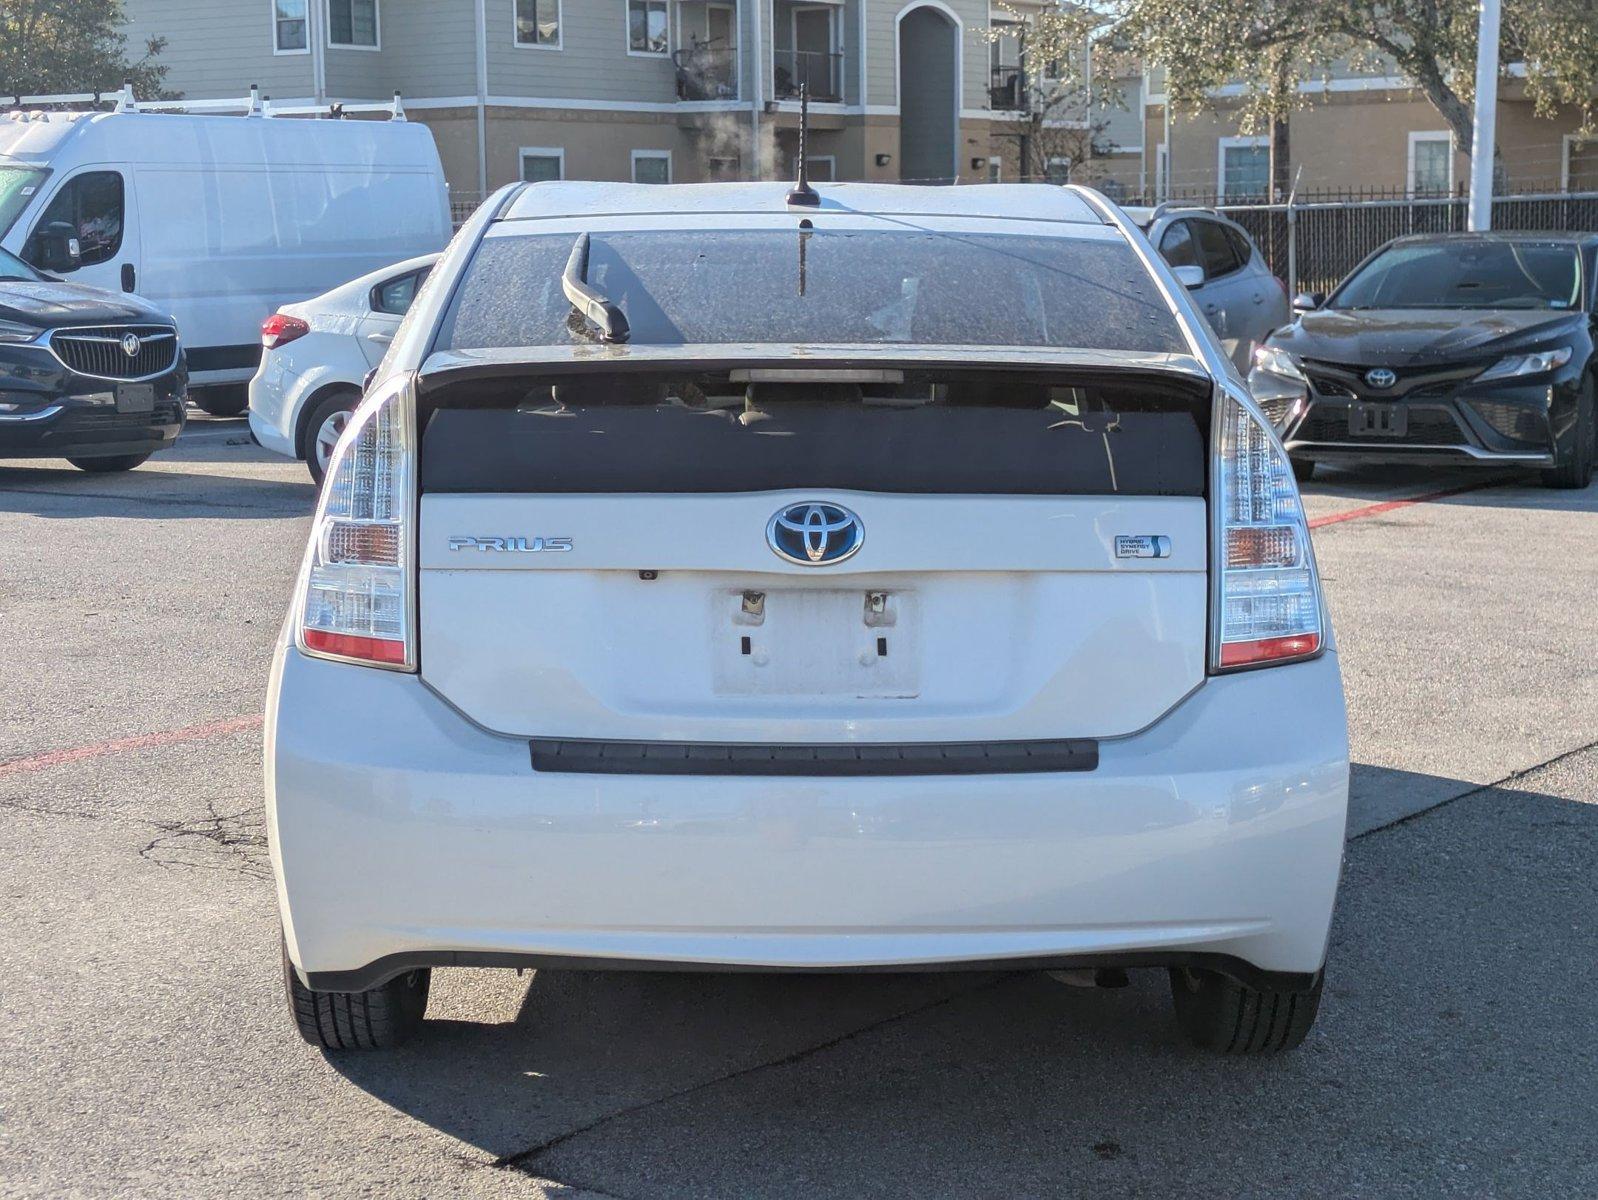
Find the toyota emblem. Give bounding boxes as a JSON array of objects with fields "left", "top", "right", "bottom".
[
  {"left": 1363, "top": 367, "right": 1397, "bottom": 390},
  {"left": 766, "top": 502, "right": 864, "bottom": 566}
]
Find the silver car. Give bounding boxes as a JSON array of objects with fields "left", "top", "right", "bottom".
[{"left": 1125, "top": 203, "right": 1291, "bottom": 371}]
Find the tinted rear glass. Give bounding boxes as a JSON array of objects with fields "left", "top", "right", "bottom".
[
  {"left": 419, "top": 368, "right": 1208, "bottom": 497},
  {"left": 1333, "top": 241, "right": 1582, "bottom": 310},
  {"left": 438, "top": 229, "right": 1184, "bottom": 353}
]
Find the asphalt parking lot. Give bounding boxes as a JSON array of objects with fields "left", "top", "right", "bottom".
[{"left": 3, "top": 420, "right": 1596, "bottom": 1199}]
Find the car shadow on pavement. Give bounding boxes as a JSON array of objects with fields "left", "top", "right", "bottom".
[
  {"left": 0, "top": 467, "right": 315, "bottom": 517},
  {"left": 1308, "top": 463, "right": 1598, "bottom": 515},
  {"left": 325, "top": 765, "right": 1598, "bottom": 1198}
]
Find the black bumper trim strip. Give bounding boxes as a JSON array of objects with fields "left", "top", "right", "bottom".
[
  {"left": 302, "top": 950, "right": 1321, "bottom": 996},
  {"left": 528, "top": 737, "right": 1099, "bottom": 776}
]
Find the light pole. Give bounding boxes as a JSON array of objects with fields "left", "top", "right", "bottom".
[{"left": 1468, "top": 0, "right": 1500, "bottom": 231}]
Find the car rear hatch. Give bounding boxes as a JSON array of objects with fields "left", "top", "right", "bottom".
[{"left": 412, "top": 349, "right": 1213, "bottom": 746}]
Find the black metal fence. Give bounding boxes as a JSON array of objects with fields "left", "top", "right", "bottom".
[{"left": 1215, "top": 191, "right": 1598, "bottom": 296}]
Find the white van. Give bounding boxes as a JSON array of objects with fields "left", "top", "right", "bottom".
[{"left": 0, "top": 102, "right": 450, "bottom": 413}]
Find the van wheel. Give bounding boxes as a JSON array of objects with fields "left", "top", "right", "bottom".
[
  {"left": 67, "top": 453, "right": 151, "bottom": 472},
  {"left": 192, "top": 386, "right": 248, "bottom": 417},
  {"left": 282, "top": 937, "right": 430, "bottom": 1051},
  {"left": 302, "top": 390, "right": 360, "bottom": 485},
  {"left": 1541, "top": 376, "right": 1595, "bottom": 490},
  {"left": 1169, "top": 967, "right": 1322, "bottom": 1054},
  {"left": 1291, "top": 458, "right": 1316, "bottom": 482}
]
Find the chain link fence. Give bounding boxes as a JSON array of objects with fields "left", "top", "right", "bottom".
[{"left": 1213, "top": 191, "right": 1598, "bottom": 296}]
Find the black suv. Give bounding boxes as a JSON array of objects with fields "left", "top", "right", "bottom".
[
  {"left": 1249, "top": 232, "right": 1597, "bottom": 489},
  {"left": 0, "top": 246, "right": 186, "bottom": 472}
]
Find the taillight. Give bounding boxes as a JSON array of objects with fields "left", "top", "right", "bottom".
[
  {"left": 261, "top": 313, "right": 310, "bottom": 350},
  {"left": 294, "top": 374, "right": 415, "bottom": 670},
  {"left": 1211, "top": 390, "right": 1322, "bottom": 671}
]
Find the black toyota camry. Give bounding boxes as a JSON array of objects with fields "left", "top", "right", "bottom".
[
  {"left": 0, "top": 246, "right": 186, "bottom": 472},
  {"left": 1248, "top": 232, "right": 1596, "bottom": 488}
]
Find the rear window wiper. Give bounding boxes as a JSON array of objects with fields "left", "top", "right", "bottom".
[{"left": 562, "top": 233, "right": 630, "bottom": 344}]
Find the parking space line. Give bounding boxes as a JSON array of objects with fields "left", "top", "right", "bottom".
[
  {"left": 0, "top": 715, "right": 263, "bottom": 779},
  {"left": 1308, "top": 476, "right": 1516, "bottom": 530}
]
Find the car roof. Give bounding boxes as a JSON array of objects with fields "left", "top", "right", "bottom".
[
  {"left": 499, "top": 181, "right": 1106, "bottom": 228},
  {"left": 1388, "top": 230, "right": 1597, "bottom": 247}
]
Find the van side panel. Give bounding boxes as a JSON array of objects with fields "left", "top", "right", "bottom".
[{"left": 0, "top": 113, "right": 450, "bottom": 382}]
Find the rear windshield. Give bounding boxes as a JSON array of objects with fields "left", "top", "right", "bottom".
[
  {"left": 1332, "top": 241, "right": 1582, "bottom": 310},
  {"left": 437, "top": 229, "right": 1184, "bottom": 354}
]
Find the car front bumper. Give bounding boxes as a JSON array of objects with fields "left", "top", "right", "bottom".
[
  {"left": 0, "top": 345, "right": 187, "bottom": 459},
  {"left": 268, "top": 645, "right": 1350, "bottom": 992}
]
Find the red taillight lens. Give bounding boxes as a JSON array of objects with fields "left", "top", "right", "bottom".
[
  {"left": 294, "top": 376, "right": 415, "bottom": 670},
  {"left": 1212, "top": 391, "right": 1324, "bottom": 671},
  {"left": 261, "top": 313, "right": 310, "bottom": 350}
]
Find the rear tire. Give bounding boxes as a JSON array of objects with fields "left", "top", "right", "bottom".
[
  {"left": 67, "top": 453, "right": 151, "bottom": 472},
  {"left": 1541, "top": 375, "right": 1595, "bottom": 490},
  {"left": 1169, "top": 966, "right": 1323, "bottom": 1054},
  {"left": 301, "top": 389, "right": 360, "bottom": 485},
  {"left": 1291, "top": 458, "right": 1316, "bottom": 482},
  {"left": 192, "top": 385, "right": 248, "bottom": 417},
  {"left": 282, "top": 936, "right": 430, "bottom": 1051}
]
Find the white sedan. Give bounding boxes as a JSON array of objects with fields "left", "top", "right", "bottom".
[{"left": 248, "top": 254, "right": 438, "bottom": 483}]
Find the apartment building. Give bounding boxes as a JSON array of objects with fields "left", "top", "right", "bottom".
[
  {"left": 117, "top": 2, "right": 1596, "bottom": 204},
  {"left": 121, "top": 0, "right": 1137, "bottom": 202}
]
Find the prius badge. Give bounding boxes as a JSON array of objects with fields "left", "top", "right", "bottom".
[{"left": 448, "top": 536, "right": 572, "bottom": 553}]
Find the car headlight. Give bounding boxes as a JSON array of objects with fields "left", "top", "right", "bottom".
[
  {"left": 0, "top": 319, "right": 42, "bottom": 344},
  {"left": 1476, "top": 346, "right": 1573, "bottom": 382},
  {"left": 1252, "top": 344, "right": 1306, "bottom": 382}
]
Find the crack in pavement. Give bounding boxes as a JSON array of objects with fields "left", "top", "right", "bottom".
[
  {"left": 488, "top": 974, "right": 1010, "bottom": 1180},
  {"left": 138, "top": 799, "right": 272, "bottom": 882}
]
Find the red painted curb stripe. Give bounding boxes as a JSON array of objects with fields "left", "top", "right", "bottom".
[
  {"left": 1308, "top": 476, "right": 1513, "bottom": 530},
  {"left": 0, "top": 714, "right": 264, "bottom": 779}
]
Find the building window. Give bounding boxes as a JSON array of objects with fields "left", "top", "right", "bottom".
[
  {"left": 515, "top": 0, "right": 560, "bottom": 47},
  {"left": 632, "top": 150, "right": 672, "bottom": 184},
  {"left": 1045, "top": 157, "right": 1072, "bottom": 185},
  {"left": 1219, "top": 137, "right": 1268, "bottom": 200},
  {"left": 792, "top": 155, "right": 835, "bottom": 182},
  {"left": 1409, "top": 132, "right": 1453, "bottom": 196},
  {"left": 627, "top": 0, "right": 669, "bottom": 55},
  {"left": 274, "top": 0, "right": 308, "bottom": 52},
  {"left": 1566, "top": 136, "right": 1598, "bottom": 192},
  {"left": 328, "top": 0, "right": 378, "bottom": 47},
  {"left": 520, "top": 148, "right": 564, "bottom": 182},
  {"left": 987, "top": 157, "right": 1002, "bottom": 183}
]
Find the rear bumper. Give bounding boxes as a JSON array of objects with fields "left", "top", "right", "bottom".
[{"left": 267, "top": 647, "right": 1350, "bottom": 988}]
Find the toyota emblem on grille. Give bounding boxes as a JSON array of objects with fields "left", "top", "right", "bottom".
[
  {"left": 767, "top": 502, "right": 864, "bottom": 566},
  {"left": 1364, "top": 367, "right": 1397, "bottom": 390},
  {"left": 121, "top": 333, "right": 141, "bottom": 358}
]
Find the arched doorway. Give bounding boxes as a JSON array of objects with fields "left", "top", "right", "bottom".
[{"left": 897, "top": 4, "right": 960, "bottom": 184}]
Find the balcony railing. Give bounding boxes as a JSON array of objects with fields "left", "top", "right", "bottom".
[
  {"left": 990, "top": 65, "right": 1027, "bottom": 111},
  {"left": 774, "top": 49, "right": 843, "bottom": 102},
  {"left": 675, "top": 45, "right": 739, "bottom": 101}
]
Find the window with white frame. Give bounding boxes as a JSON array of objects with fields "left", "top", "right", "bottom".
[
  {"left": 1045, "top": 157, "right": 1072, "bottom": 185},
  {"left": 328, "top": 0, "right": 378, "bottom": 47},
  {"left": 987, "top": 157, "right": 1002, "bottom": 183},
  {"left": 1567, "top": 136, "right": 1598, "bottom": 192},
  {"left": 632, "top": 150, "right": 671, "bottom": 184},
  {"left": 515, "top": 0, "right": 560, "bottom": 47},
  {"left": 273, "top": 0, "right": 308, "bottom": 52},
  {"left": 1219, "top": 137, "right": 1268, "bottom": 200},
  {"left": 520, "top": 148, "right": 564, "bottom": 183},
  {"left": 1409, "top": 132, "right": 1452, "bottom": 196},
  {"left": 627, "top": 0, "right": 669, "bottom": 55}
]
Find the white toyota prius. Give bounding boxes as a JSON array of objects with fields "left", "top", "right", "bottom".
[{"left": 267, "top": 181, "right": 1349, "bottom": 1055}]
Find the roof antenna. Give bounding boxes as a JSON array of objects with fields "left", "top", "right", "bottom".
[{"left": 786, "top": 84, "right": 820, "bottom": 208}]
